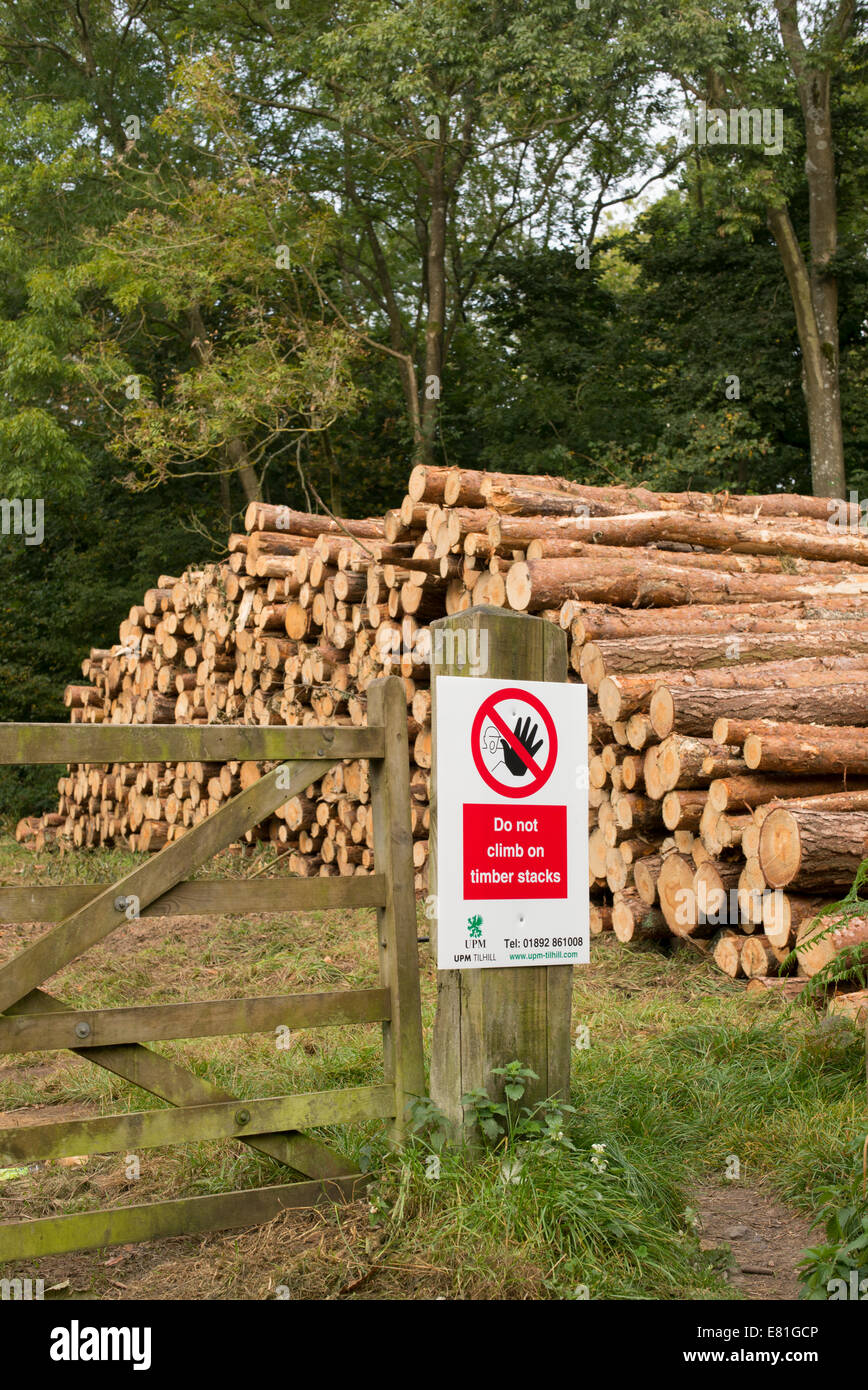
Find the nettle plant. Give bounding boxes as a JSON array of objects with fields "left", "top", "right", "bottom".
[
  {"left": 798, "top": 1169, "right": 868, "bottom": 1300},
  {"left": 407, "top": 1061, "right": 576, "bottom": 1152},
  {"left": 460, "top": 1062, "right": 577, "bottom": 1149}
]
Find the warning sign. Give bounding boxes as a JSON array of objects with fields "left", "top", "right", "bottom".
[
  {"left": 464, "top": 803, "right": 567, "bottom": 898},
  {"left": 435, "top": 676, "right": 589, "bottom": 970},
  {"left": 470, "top": 688, "right": 557, "bottom": 798}
]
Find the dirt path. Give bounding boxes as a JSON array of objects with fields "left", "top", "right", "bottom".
[{"left": 694, "top": 1180, "right": 815, "bottom": 1300}]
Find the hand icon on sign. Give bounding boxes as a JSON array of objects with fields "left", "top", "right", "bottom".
[{"left": 501, "top": 716, "right": 543, "bottom": 777}]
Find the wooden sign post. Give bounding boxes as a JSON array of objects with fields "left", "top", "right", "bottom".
[{"left": 429, "top": 606, "right": 576, "bottom": 1134}]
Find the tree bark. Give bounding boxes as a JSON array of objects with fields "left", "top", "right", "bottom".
[
  {"left": 418, "top": 142, "right": 447, "bottom": 467},
  {"left": 709, "top": 775, "right": 868, "bottom": 814},
  {"left": 506, "top": 557, "right": 868, "bottom": 613},
  {"left": 649, "top": 662, "right": 868, "bottom": 737},
  {"left": 478, "top": 473, "right": 851, "bottom": 519},
  {"left": 497, "top": 508, "right": 868, "bottom": 564},
  {"left": 657, "top": 735, "right": 743, "bottom": 792},
  {"left": 658, "top": 681, "right": 868, "bottom": 743},
  {"left": 759, "top": 808, "right": 868, "bottom": 889},
  {"left": 611, "top": 893, "right": 669, "bottom": 943},
  {"left": 736, "top": 724, "right": 868, "bottom": 775},
  {"left": 770, "top": 0, "right": 854, "bottom": 498},
  {"left": 567, "top": 596, "right": 863, "bottom": 644}
]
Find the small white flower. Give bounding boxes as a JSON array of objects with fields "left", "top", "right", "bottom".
[{"left": 591, "top": 1143, "right": 606, "bottom": 1153}]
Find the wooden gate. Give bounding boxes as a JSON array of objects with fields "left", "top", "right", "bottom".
[{"left": 0, "top": 676, "right": 424, "bottom": 1261}]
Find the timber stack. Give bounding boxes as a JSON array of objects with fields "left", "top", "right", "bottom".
[{"left": 19, "top": 465, "right": 868, "bottom": 999}]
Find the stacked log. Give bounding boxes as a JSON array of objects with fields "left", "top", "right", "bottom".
[{"left": 22, "top": 468, "right": 868, "bottom": 995}]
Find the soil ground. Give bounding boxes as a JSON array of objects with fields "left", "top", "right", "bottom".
[{"left": 693, "top": 1182, "right": 815, "bottom": 1300}]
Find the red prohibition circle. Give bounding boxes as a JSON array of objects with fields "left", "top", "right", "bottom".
[{"left": 470, "top": 687, "right": 558, "bottom": 799}]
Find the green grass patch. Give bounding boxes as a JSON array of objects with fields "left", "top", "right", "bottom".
[{"left": 0, "top": 837, "right": 865, "bottom": 1298}]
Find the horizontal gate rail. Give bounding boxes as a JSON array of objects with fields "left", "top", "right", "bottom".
[
  {"left": 0, "top": 675, "right": 425, "bottom": 1262},
  {"left": 8, "top": 986, "right": 355, "bottom": 1183},
  {"left": 0, "top": 723, "right": 384, "bottom": 764},
  {"left": 0, "top": 760, "right": 327, "bottom": 1015},
  {"left": 0, "top": 1176, "right": 366, "bottom": 1262},
  {"left": 0, "top": 1084, "right": 396, "bottom": 1165},
  {"left": 0, "top": 987, "right": 391, "bottom": 1052},
  {"left": 0, "top": 874, "right": 386, "bottom": 922}
]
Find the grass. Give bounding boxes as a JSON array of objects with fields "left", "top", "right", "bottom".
[{"left": 0, "top": 835, "right": 866, "bottom": 1299}]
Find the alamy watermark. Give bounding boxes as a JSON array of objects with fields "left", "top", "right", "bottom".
[
  {"left": 0, "top": 498, "right": 44, "bottom": 546},
  {"left": 827, "top": 1271, "right": 868, "bottom": 1299},
  {"left": 680, "top": 102, "right": 783, "bottom": 157},
  {"left": 1, "top": 1276, "right": 44, "bottom": 1300},
  {"left": 675, "top": 886, "right": 782, "bottom": 930},
  {"left": 826, "top": 491, "right": 868, "bottom": 534},
  {"left": 50, "top": 1322, "right": 152, "bottom": 1370},
  {"left": 377, "top": 624, "right": 489, "bottom": 675}
]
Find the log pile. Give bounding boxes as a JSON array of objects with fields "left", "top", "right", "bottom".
[{"left": 19, "top": 466, "right": 868, "bottom": 997}]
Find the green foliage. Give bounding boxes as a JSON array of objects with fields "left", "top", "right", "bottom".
[
  {"left": 0, "top": 458, "right": 227, "bottom": 822},
  {"left": 787, "top": 859, "right": 868, "bottom": 996},
  {"left": 76, "top": 57, "right": 362, "bottom": 493},
  {"left": 379, "top": 1067, "right": 717, "bottom": 1299},
  {"left": 458, "top": 189, "right": 865, "bottom": 493},
  {"left": 405, "top": 1095, "right": 452, "bottom": 1155},
  {"left": 797, "top": 1144, "right": 868, "bottom": 1300},
  {"left": 1, "top": 0, "right": 867, "bottom": 834}
]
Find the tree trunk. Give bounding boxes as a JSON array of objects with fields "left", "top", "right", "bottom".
[
  {"left": 225, "top": 437, "right": 261, "bottom": 504},
  {"left": 736, "top": 724, "right": 868, "bottom": 776},
  {"left": 661, "top": 681, "right": 868, "bottom": 742},
  {"left": 796, "top": 911, "right": 868, "bottom": 978},
  {"left": 506, "top": 557, "right": 868, "bottom": 613},
  {"left": 611, "top": 893, "right": 669, "bottom": 943},
  {"left": 767, "top": 205, "right": 845, "bottom": 498},
  {"left": 770, "top": 0, "right": 854, "bottom": 498},
  {"left": 712, "top": 931, "right": 746, "bottom": 977},
  {"left": 418, "top": 144, "right": 447, "bottom": 467},
  {"left": 498, "top": 508, "right": 868, "bottom": 565},
  {"left": 708, "top": 775, "right": 868, "bottom": 814},
  {"left": 479, "top": 474, "right": 847, "bottom": 519},
  {"left": 762, "top": 892, "right": 829, "bottom": 948},
  {"left": 741, "top": 935, "right": 787, "bottom": 979},
  {"left": 657, "top": 853, "right": 701, "bottom": 934},
  {"left": 656, "top": 735, "right": 743, "bottom": 792},
  {"left": 568, "top": 596, "right": 863, "bottom": 644},
  {"left": 759, "top": 808, "right": 868, "bottom": 889}
]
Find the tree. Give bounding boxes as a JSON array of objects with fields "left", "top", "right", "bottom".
[
  {"left": 0, "top": 0, "right": 169, "bottom": 499},
  {"left": 636, "top": 0, "right": 865, "bottom": 497},
  {"left": 78, "top": 58, "right": 361, "bottom": 507},
  {"left": 768, "top": 1, "right": 855, "bottom": 498},
  {"left": 451, "top": 209, "right": 815, "bottom": 493},
  {"left": 221, "top": 0, "right": 674, "bottom": 468}
]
